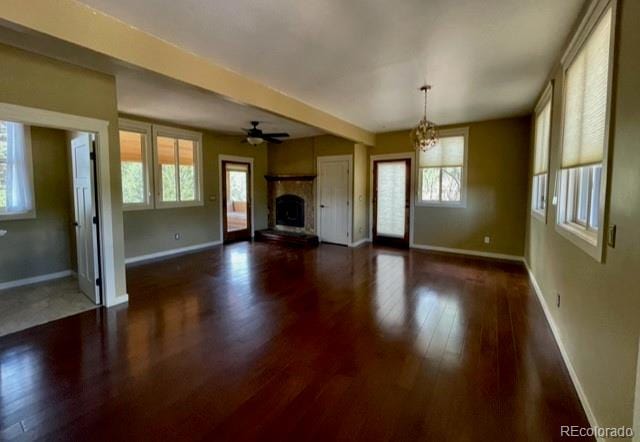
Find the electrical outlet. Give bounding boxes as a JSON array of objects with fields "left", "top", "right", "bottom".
[
  {"left": 174, "top": 233, "right": 181, "bottom": 240},
  {"left": 484, "top": 236, "right": 491, "bottom": 244},
  {"left": 556, "top": 293, "right": 561, "bottom": 308},
  {"left": 0, "top": 229, "right": 7, "bottom": 237}
]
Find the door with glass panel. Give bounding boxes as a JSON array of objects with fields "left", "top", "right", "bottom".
[
  {"left": 222, "top": 161, "right": 251, "bottom": 243},
  {"left": 373, "top": 159, "right": 410, "bottom": 247}
]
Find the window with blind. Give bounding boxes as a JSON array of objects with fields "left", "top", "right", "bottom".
[
  {"left": 119, "top": 119, "right": 152, "bottom": 210},
  {"left": 152, "top": 125, "right": 203, "bottom": 208},
  {"left": 532, "top": 87, "right": 552, "bottom": 219},
  {"left": 417, "top": 128, "right": 467, "bottom": 206},
  {"left": 556, "top": 2, "right": 614, "bottom": 259}
]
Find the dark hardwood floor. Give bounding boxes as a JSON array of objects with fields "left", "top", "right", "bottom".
[{"left": 0, "top": 242, "right": 592, "bottom": 441}]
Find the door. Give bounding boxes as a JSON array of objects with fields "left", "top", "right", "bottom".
[
  {"left": 222, "top": 161, "right": 252, "bottom": 243},
  {"left": 70, "top": 133, "right": 101, "bottom": 304},
  {"left": 373, "top": 159, "right": 410, "bottom": 248},
  {"left": 318, "top": 157, "right": 350, "bottom": 245}
]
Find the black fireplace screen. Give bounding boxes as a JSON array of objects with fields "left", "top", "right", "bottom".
[{"left": 276, "top": 194, "right": 305, "bottom": 228}]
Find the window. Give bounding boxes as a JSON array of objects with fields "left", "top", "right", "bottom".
[
  {"left": 152, "top": 125, "right": 203, "bottom": 208},
  {"left": 0, "top": 120, "right": 35, "bottom": 220},
  {"left": 417, "top": 128, "right": 467, "bottom": 207},
  {"left": 556, "top": 2, "right": 614, "bottom": 260},
  {"left": 532, "top": 86, "right": 552, "bottom": 220},
  {"left": 119, "top": 119, "right": 152, "bottom": 210}
]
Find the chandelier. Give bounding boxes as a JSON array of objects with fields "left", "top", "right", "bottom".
[{"left": 410, "top": 85, "right": 439, "bottom": 151}]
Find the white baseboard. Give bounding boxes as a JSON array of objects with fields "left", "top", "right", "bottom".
[
  {"left": 410, "top": 243, "right": 524, "bottom": 262},
  {"left": 0, "top": 270, "right": 73, "bottom": 291},
  {"left": 350, "top": 238, "right": 371, "bottom": 248},
  {"left": 125, "top": 240, "right": 222, "bottom": 265},
  {"left": 525, "top": 262, "right": 600, "bottom": 437}
]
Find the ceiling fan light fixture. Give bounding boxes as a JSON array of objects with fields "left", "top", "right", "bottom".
[
  {"left": 247, "top": 136, "right": 264, "bottom": 145},
  {"left": 411, "top": 85, "right": 439, "bottom": 152}
]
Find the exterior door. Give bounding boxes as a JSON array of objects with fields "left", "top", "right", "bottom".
[
  {"left": 373, "top": 159, "right": 410, "bottom": 248},
  {"left": 318, "top": 157, "right": 350, "bottom": 245},
  {"left": 222, "top": 161, "right": 252, "bottom": 243},
  {"left": 70, "top": 133, "right": 101, "bottom": 304}
]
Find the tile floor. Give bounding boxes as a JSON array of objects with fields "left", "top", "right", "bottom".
[{"left": 0, "top": 277, "right": 97, "bottom": 337}]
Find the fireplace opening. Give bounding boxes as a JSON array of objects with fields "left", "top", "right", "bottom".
[{"left": 276, "top": 194, "right": 305, "bottom": 228}]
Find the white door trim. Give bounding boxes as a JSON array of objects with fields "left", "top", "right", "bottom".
[
  {"left": 316, "top": 154, "right": 353, "bottom": 245},
  {"left": 218, "top": 154, "right": 255, "bottom": 241},
  {"left": 0, "top": 102, "right": 125, "bottom": 307},
  {"left": 369, "top": 152, "right": 415, "bottom": 246}
]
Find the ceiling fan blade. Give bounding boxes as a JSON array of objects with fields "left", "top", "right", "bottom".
[
  {"left": 262, "top": 136, "right": 283, "bottom": 144},
  {"left": 262, "top": 132, "right": 290, "bottom": 138}
]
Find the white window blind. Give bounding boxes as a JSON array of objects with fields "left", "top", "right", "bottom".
[
  {"left": 533, "top": 100, "right": 551, "bottom": 175},
  {"left": 376, "top": 161, "right": 406, "bottom": 237},
  {"left": 418, "top": 136, "right": 464, "bottom": 168},
  {"left": 561, "top": 8, "right": 612, "bottom": 169}
]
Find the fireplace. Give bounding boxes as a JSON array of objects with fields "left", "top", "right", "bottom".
[{"left": 276, "top": 194, "right": 305, "bottom": 228}]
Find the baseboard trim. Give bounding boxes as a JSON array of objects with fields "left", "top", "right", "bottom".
[
  {"left": 349, "top": 238, "right": 371, "bottom": 248},
  {"left": 125, "top": 241, "right": 222, "bottom": 265},
  {"left": 410, "top": 243, "right": 524, "bottom": 262},
  {"left": 525, "top": 262, "right": 600, "bottom": 437},
  {"left": 0, "top": 270, "right": 73, "bottom": 291}
]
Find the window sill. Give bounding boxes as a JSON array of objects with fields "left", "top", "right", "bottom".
[
  {"left": 555, "top": 221, "right": 602, "bottom": 262},
  {"left": 0, "top": 210, "right": 36, "bottom": 221},
  {"left": 531, "top": 209, "right": 547, "bottom": 223},
  {"left": 416, "top": 201, "right": 466, "bottom": 209},
  {"left": 123, "top": 204, "right": 154, "bottom": 212},
  {"left": 155, "top": 200, "right": 204, "bottom": 210}
]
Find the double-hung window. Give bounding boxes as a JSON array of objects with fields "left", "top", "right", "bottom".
[
  {"left": 556, "top": 2, "right": 615, "bottom": 260},
  {"left": 0, "top": 120, "right": 35, "bottom": 220},
  {"left": 119, "top": 119, "right": 153, "bottom": 210},
  {"left": 152, "top": 125, "right": 203, "bottom": 208},
  {"left": 532, "top": 86, "right": 552, "bottom": 221},
  {"left": 417, "top": 128, "right": 468, "bottom": 207}
]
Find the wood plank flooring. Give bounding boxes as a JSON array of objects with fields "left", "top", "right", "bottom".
[{"left": 0, "top": 242, "right": 592, "bottom": 441}]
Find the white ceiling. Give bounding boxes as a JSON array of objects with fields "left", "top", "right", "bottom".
[{"left": 77, "top": 0, "right": 584, "bottom": 132}]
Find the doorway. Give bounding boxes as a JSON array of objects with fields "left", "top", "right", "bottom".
[
  {"left": 372, "top": 158, "right": 410, "bottom": 248},
  {"left": 317, "top": 155, "right": 352, "bottom": 246},
  {"left": 221, "top": 159, "right": 252, "bottom": 243}
]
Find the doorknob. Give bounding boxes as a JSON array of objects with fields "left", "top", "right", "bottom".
[
  {"left": 320, "top": 204, "right": 326, "bottom": 208},
  {"left": 73, "top": 221, "right": 79, "bottom": 227}
]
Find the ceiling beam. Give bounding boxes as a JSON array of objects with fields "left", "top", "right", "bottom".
[{"left": 0, "top": 0, "right": 375, "bottom": 145}]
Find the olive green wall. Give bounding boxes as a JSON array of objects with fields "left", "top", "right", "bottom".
[
  {"left": 0, "top": 43, "right": 127, "bottom": 298},
  {"left": 121, "top": 117, "right": 268, "bottom": 258},
  {"left": 0, "top": 127, "right": 74, "bottom": 282},
  {"left": 525, "top": 0, "right": 640, "bottom": 430},
  {"left": 374, "top": 116, "right": 530, "bottom": 256}
]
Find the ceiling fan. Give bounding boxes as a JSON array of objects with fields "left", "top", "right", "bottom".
[{"left": 243, "top": 121, "right": 289, "bottom": 145}]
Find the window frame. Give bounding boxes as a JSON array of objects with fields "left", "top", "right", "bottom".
[
  {"left": 152, "top": 124, "right": 204, "bottom": 209},
  {"left": 416, "top": 127, "right": 469, "bottom": 208},
  {"left": 118, "top": 118, "right": 153, "bottom": 211},
  {"left": 531, "top": 83, "right": 553, "bottom": 223},
  {"left": 555, "top": 0, "right": 617, "bottom": 262},
  {"left": 0, "top": 121, "right": 36, "bottom": 221}
]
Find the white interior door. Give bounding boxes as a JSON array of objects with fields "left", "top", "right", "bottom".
[
  {"left": 318, "top": 158, "right": 350, "bottom": 245},
  {"left": 71, "top": 133, "right": 100, "bottom": 304}
]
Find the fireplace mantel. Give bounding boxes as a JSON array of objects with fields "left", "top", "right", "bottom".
[{"left": 264, "top": 174, "right": 316, "bottom": 182}]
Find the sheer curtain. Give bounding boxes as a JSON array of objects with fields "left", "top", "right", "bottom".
[{"left": 5, "top": 122, "right": 34, "bottom": 214}]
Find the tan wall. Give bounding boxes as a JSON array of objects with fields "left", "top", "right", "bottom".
[
  {"left": 525, "top": 0, "right": 640, "bottom": 430},
  {"left": 121, "top": 118, "right": 268, "bottom": 258},
  {"left": 0, "top": 127, "right": 74, "bottom": 282},
  {"left": 0, "top": 43, "right": 127, "bottom": 298},
  {"left": 373, "top": 117, "right": 530, "bottom": 256}
]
